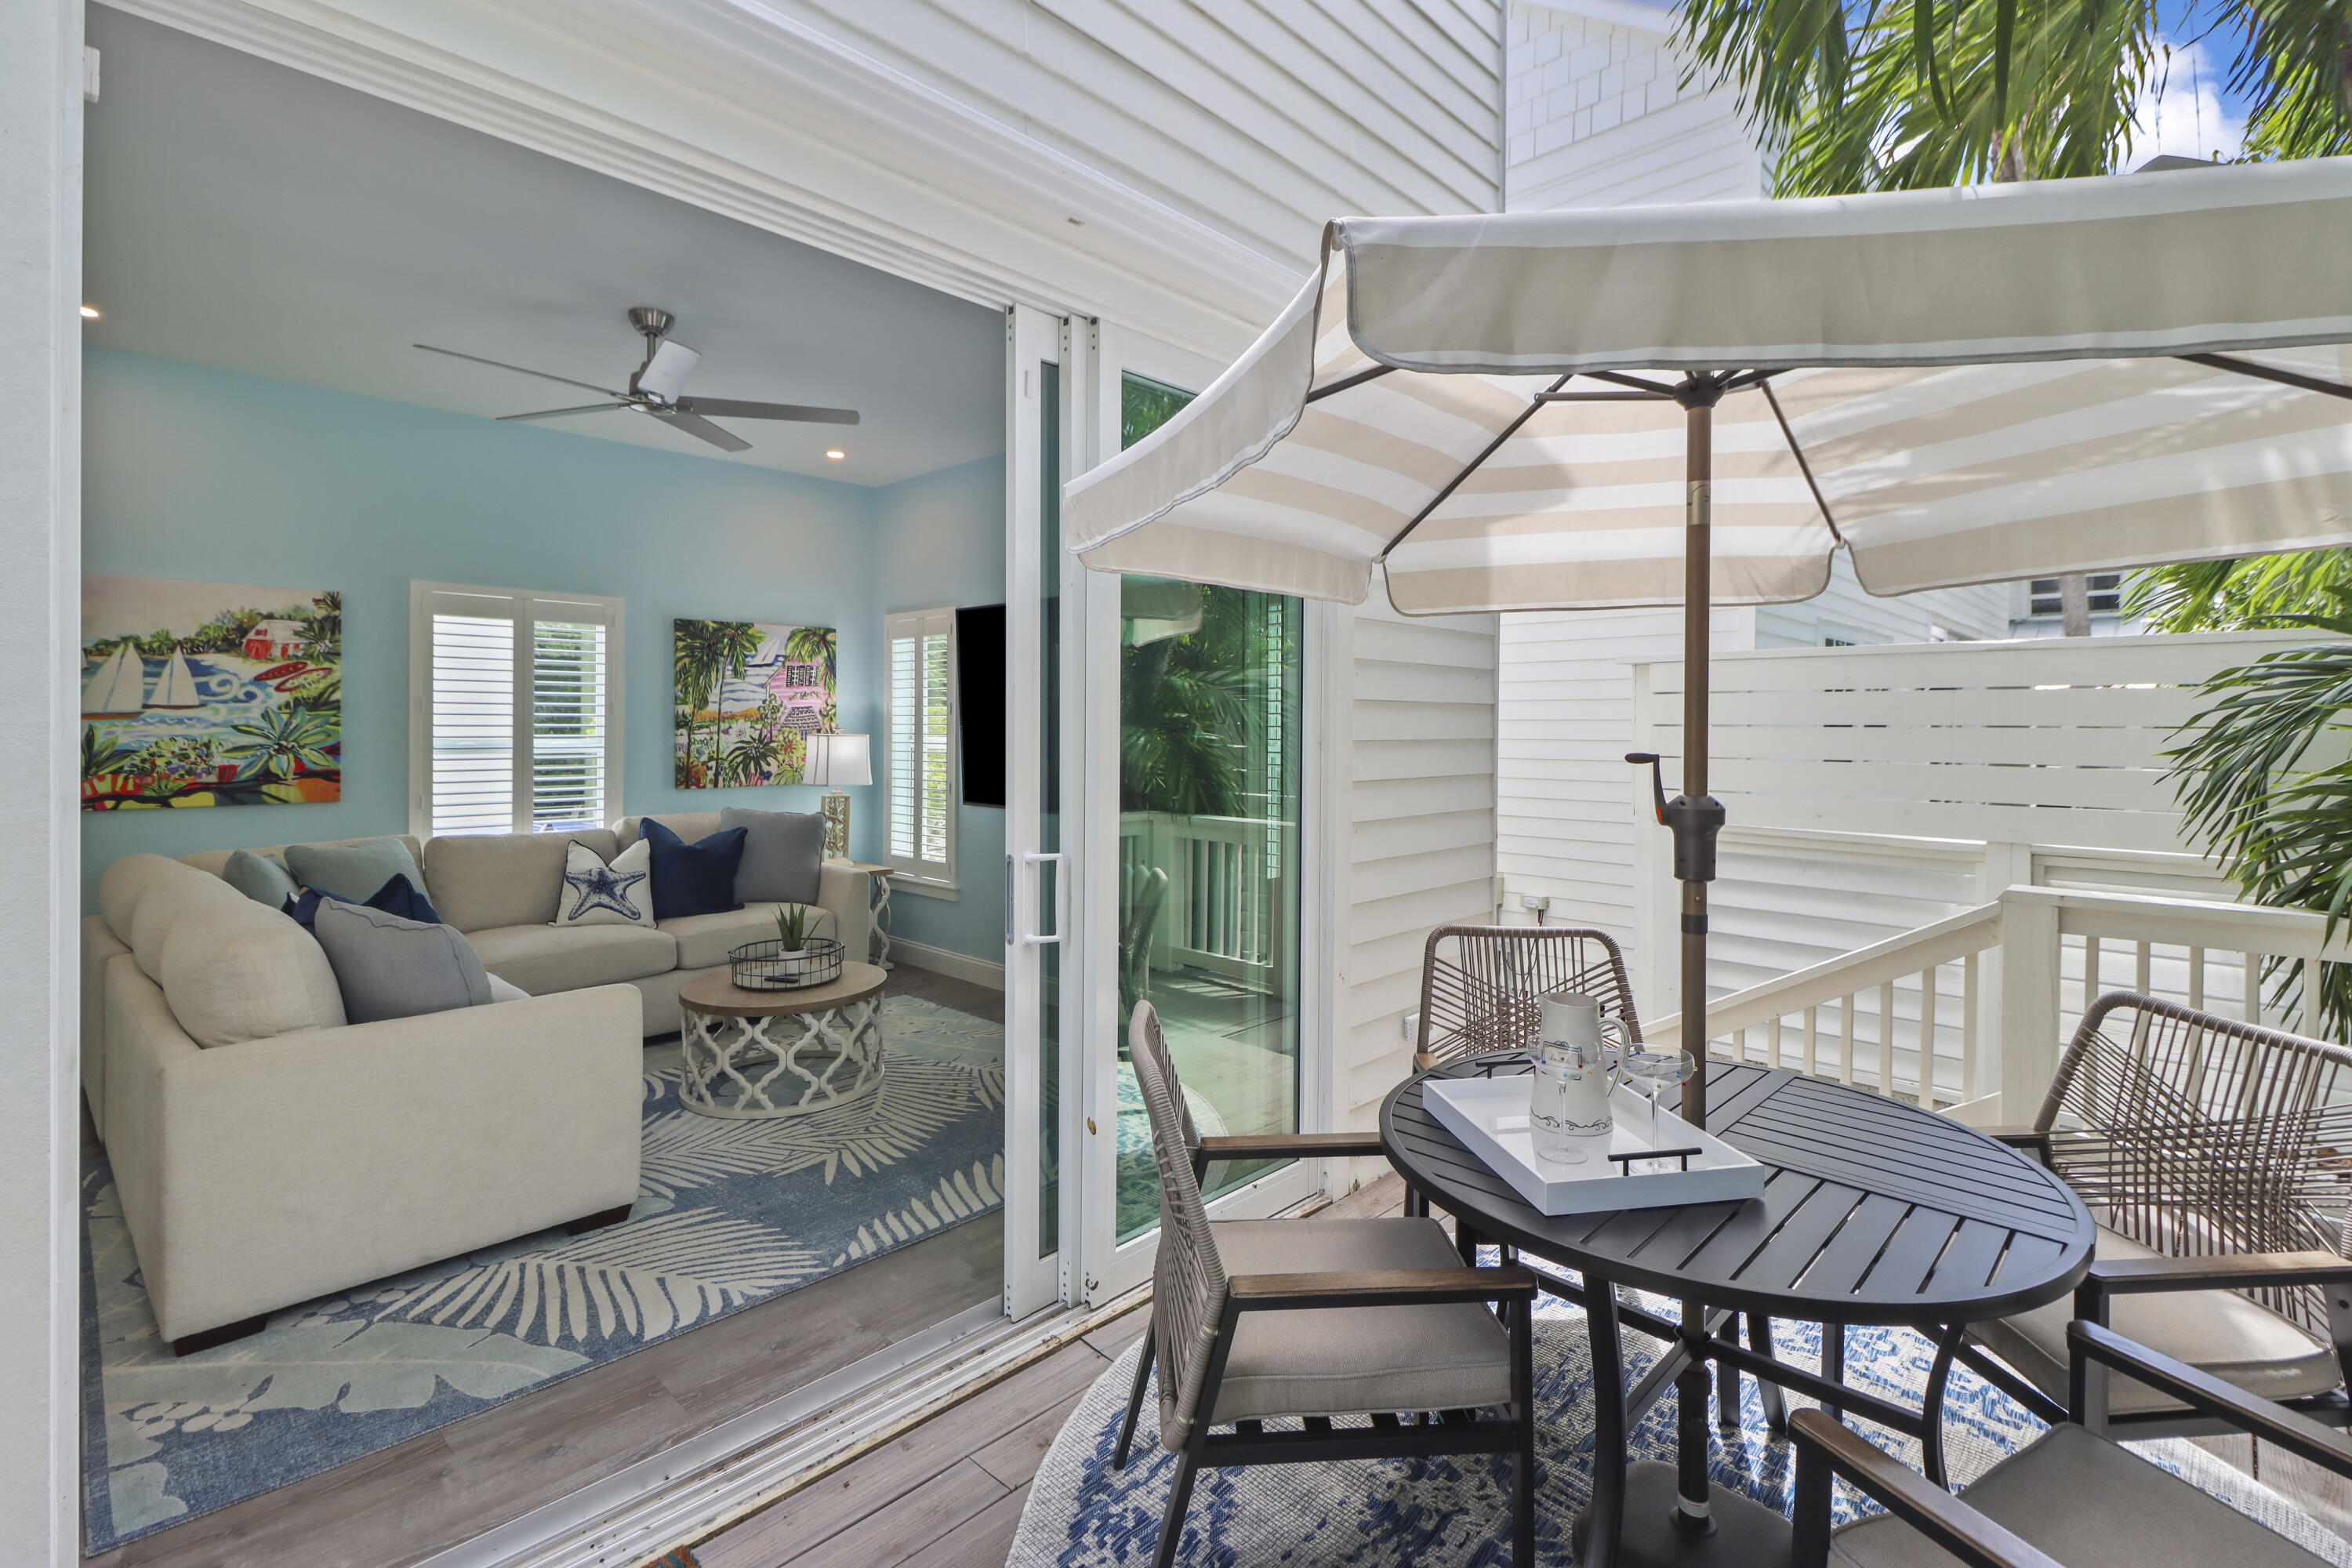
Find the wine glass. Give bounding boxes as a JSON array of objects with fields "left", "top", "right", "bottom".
[{"left": 1621, "top": 1047, "right": 1697, "bottom": 1164}]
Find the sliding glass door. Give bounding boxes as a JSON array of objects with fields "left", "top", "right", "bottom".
[{"left": 1077, "top": 327, "right": 1320, "bottom": 1301}]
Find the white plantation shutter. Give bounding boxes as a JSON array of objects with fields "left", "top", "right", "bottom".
[
  {"left": 885, "top": 608, "right": 957, "bottom": 881},
  {"left": 416, "top": 585, "right": 623, "bottom": 837}
]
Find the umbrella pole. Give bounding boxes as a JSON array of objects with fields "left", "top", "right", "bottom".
[{"left": 1679, "top": 397, "right": 1713, "bottom": 1131}]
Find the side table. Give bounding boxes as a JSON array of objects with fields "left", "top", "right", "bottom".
[
  {"left": 677, "top": 963, "right": 888, "bottom": 1119},
  {"left": 827, "top": 858, "right": 895, "bottom": 969}
]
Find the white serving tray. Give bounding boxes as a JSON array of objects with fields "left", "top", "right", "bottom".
[{"left": 1424, "top": 1075, "right": 1767, "bottom": 1216}]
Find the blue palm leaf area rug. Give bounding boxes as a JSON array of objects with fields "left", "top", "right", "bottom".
[
  {"left": 80, "top": 993, "right": 1006, "bottom": 1552},
  {"left": 1012, "top": 1288, "right": 2352, "bottom": 1567}
]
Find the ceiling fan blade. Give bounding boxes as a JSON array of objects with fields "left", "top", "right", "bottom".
[
  {"left": 646, "top": 407, "right": 752, "bottom": 452},
  {"left": 675, "top": 396, "right": 860, "bottom": 426},
  {"left": 498, "top": 402, "right": 629, "bottom": 422},
  {"left": 636, "top": 339, "right": 702, "bottom": 401},
  {"left": 415, "top": 343, "right": 622, "bottom": 398}
]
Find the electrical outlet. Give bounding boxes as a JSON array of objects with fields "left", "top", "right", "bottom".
[{"left": 1401, "top": 1010, "right": 1421, "bottom": 1041}]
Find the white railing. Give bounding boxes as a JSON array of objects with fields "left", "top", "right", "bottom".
[
  {"left": 1648, "top": 885, "right": 2352, "bottom": 1121},
  {"left": 1120, "top": 811, "right": 1294, "bottom": 982}
]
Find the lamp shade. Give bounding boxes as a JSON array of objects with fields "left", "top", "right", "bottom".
[{"left": 804, "top": 732, "right": 871, "bottom": 788}]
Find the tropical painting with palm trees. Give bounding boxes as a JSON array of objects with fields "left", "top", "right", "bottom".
[
  {"left": 80, "top": 575, "right": 342, "bottom": 811},
  {"left": 673, "top": 619, "right": 837, "bottom": 789}
]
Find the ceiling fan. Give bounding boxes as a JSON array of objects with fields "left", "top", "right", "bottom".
[{"left": 415, "top": 306, "right": 858, "bottom": 453}]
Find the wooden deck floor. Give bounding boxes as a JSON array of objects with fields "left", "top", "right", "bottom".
[
  {"left": 85, "top": 967, "right": 1006, "bottom": 1568},
  {"left": 678, "top": 1171, "right": 2352, "bottom": 1567}
]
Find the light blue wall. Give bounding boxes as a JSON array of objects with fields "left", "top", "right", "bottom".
[
  {"left": 79, "top": 350, "right": 1002, "bottom": 960},
  {"left": 865, "top": 456, "right": 1007, "bottom": 963}
]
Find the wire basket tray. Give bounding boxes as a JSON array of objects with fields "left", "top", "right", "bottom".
[{"left": 730, "top": 935, "right": 845, "bottom": 991}]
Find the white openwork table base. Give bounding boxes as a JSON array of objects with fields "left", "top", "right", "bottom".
[{"left": 681, "top": 996, "right": 885, "bottom": 1119}]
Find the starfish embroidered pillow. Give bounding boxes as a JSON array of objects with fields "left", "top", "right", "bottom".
[{"left": 554, "top": 838, "right": 655, "bottom": 929}]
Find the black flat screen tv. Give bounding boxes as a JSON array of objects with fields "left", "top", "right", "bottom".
[{"left": 957, "top": 604, "right": 1006, "bottom": 808}]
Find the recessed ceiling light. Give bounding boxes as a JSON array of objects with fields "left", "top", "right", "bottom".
[
  {"left": 80, "top": 304, "right": 100, "bottom": 319},
  {"left": 825, "top": 448, "right": 846, "bottom": 460}
]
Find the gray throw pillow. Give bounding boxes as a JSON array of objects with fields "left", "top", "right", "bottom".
[
  {"left": 311, "top": 898, "right": 492, "bottom": 1024},
  {"left": 722, "top": 808, "right": 826, "bottom": 905},
  {"left": 222, "top": 848, "right": 301, "bottom": 909},
  {"left": 285, "top": 837, "right": 427, "bottom": 905}
]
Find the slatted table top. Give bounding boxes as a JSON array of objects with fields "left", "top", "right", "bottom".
[{"left": 1381, "top": 1055, "right": 2094, "bottom": 1325}]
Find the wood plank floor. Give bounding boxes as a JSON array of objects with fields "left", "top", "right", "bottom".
[
  {"left": 678, "top": 1171, "right": 1407, "bottom": 1567},
  {"left": 85, "top": 967, "right": 1006, "bottom": 1568},
  {"left": 679, "top": 1171, "right": 2352, "bottom": 1566}
]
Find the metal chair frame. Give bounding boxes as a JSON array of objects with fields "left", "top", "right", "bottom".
[
  {"left": 1962, "top": 990, "right": 2352, "bottom": 1440},
  {"left": 1795, "top": 1319, "right": 2352, "bottom": 1568},
  {"left": 1115, "top": 1002, "right": 1542, "bottom": 1568}
]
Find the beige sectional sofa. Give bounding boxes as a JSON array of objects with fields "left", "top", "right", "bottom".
[
  {"left": 82, "top": 811, "right": 870, "bottom": 1352},
  {"left": 83, "top": 851, "right": 642, "bottom": 1352}
]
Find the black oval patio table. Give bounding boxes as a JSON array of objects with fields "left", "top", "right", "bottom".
[{"left": 1379, "top": 1053, "right": 2095, "bottom": 1568}]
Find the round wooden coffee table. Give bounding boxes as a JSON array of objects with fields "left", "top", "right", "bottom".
[{"left": 676, "top": 962, "right": 888, "bottom": 1119}]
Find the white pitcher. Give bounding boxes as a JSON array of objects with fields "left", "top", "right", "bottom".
[{"left": 1530, "top": 992, "right": 1624, "bottom": 1165}]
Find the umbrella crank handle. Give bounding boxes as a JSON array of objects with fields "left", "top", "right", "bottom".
[{"left": 1626, "top": 753, "right": 1726, "bottom": 884}]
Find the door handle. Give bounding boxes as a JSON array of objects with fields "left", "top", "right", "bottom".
[{"left": 1019, "top": 851, "right": 1065, "bottom": 946}]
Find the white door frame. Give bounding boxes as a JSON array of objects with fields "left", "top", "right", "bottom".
[
  {"left": 1076, "top": 323, "right": 1325, "bottom": 1304},
  {"left": 5, "top": 5, "right": 85, "bottom": 1563}
]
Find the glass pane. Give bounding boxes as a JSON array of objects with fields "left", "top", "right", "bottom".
[
  {"left": 1115, "top": 372, "right": 1304, "bottom": 1242},
  {"left": 1039, "top": 360, "right": 1062, "bottom": 1259}
]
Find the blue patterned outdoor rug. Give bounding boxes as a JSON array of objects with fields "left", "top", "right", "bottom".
[
  {"left": 1012, "top": 1290, "right": 2352, "bottom": 1567},
  {"left": 80, "top": 993, "right": 1004, "bottom": 1552}
]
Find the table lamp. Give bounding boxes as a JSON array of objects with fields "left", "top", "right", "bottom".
[{"left": 804, "top": 732, "right": 871, "bottom": 860}]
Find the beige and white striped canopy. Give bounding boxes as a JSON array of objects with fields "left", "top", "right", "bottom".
[{"left": 1066, "top": 158, "right": 2352, "bottom": 612}]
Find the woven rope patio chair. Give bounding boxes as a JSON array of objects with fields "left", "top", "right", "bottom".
[
  {"left": 1414, "top": 924, "right": 1642, "bottom": 1072},
  {"left": 1113, "top": 1002, "right": 1542, "bottom": 1568},
  {"left": 1797, "top": 1319, "right": 2352, "bottom": 1568},
  {"left": 1958, "top": 991, "right": 2352, "bottom": 1440}
]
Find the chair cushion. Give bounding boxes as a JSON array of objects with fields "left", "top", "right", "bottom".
[
  {"left": 643, "top": 818, "right": 746, "bottom": 920},
  {"left": 722, "top": 808, "right": 826, "bottom": 906},
  {"left": 311, "top": 899, "right": 493, "bottom": 1024},
  {"left": 1969, "top": 1225, "right": 2339, "bottom": 1414},
  {"left": 423, "top": 829, "right": 619, "bottom": 932},
  {"left": 285, "top": 837, "right": 426, "bottom": 905},
  {"left": 1205, "top": 1216, "right": 1513, "bottom": 1425},
  {"left": 466, "top": 923, "right": 677, "bottom": 995},
  {"left": 661, "top": 902, "right": 837, "bottom": 971},
  {"left": 1828, "top": 1422, "right": 2332, "bottom": 1568}
]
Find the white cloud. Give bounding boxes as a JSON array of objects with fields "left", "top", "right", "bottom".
[{"left": 2121, "top": 37, "right": 2249, "bottom": 169}]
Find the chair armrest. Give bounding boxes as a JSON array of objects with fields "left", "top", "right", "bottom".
[
  {"left": 2068, "top": 1320, "right": 2352, "bottom": 1478},
  {"left": 1789, "top": 1410, "right": 2057, "bottom": 1568},
  {"left": 2085, "top": 1250, "right": 2352, "bottom": 1294},
  {"left": 1976, "top": 1127, "right": 2052, "bottom": 1162},
  {"left": 1228, "top": 1264, "right": 1539, "bottom": 1312},
  {"left": 1199, "top": 1131, "right": 1386, "bottom": 1163}
]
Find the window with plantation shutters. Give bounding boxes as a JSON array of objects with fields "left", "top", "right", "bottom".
[
  {"left": 411, "top": 583, "right": 623, "bottom": 837},
  {"left": 884, "top": 609, "right": 957, "bottom": 885}
]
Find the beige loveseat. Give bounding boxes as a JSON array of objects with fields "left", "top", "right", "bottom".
[{"left": 82, "top": 851, "right": 642, "bottom": 1352}]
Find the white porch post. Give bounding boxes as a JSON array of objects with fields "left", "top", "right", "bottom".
[
  {"left": 1998, "top": 887, "right": 2063, "bottom": 1120},
  {"left": 0, "top": 2, "right": 84, "bottom": 1560}
]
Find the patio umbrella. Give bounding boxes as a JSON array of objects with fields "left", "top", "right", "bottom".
[{"left": 1067, "top": 157, "right": 2352, "bottom": 1133}]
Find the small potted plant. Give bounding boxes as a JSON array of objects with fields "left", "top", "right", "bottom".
[{"left": 774, "top": 904, "right": 812, "bottom": 962}]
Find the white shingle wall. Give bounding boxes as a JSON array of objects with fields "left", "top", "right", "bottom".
[{"left": 1504, "top": 1, "right": 1764, "bottom": 209}]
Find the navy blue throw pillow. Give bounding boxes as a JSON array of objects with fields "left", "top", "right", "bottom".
[
  {"left": 284, "top": 872, "right": 443, "bottom": 931},
  {"left": 642, "top": 819, "right": 747, "bottom": 920}
]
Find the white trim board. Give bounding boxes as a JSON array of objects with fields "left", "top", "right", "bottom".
[
  {"left": 1519, "top": 0, "right": 1679, "bottom": 36},
  {"left": 891, "top": 935, "right": 1005, "bottom": 991}
]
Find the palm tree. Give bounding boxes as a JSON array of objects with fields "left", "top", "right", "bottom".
[
  {"left": 781, "top": 625, "right": 837, "bottom": 688},
  {"left": 673, "top": 619, "right": 764, "bottom": 784},
  {"left": 1680, "top": 2, "right": 2352, "bottom": 197},
  {"left": 299, "top": 590, "right": 343, "bottom": 662},
  {"left": 225, "top": 706, "right": 337, "bottom": 781},
  {"left": 2166, "top": 597, "right": 2352, "bottom": 1031}
]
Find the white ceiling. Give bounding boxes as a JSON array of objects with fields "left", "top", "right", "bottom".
[{"left": 82, "top": 9, "right": 1006, "bottom": 488}]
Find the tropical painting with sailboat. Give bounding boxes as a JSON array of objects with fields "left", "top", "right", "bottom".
[{"left": 81, "top": 575, "right": 342, "bottom": 811}]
